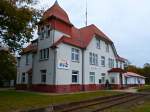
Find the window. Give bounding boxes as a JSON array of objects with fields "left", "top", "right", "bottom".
[
  {"left": 89, "top": 52, "right": 92, "bottom": 65},
  {"left": 96, "top": 39, "right": 101, "bottom": 49},
  {"left": 72, "top": 70, "right": 79, "bottom": 83},
  {"left": 108, "top": 58, "right": 114, "bottom": 68},
  {"left": 40, "top": 48, "right": 49, "bottom": 60},
  {"left": 26, "top": 54, "right": 29, "bottom": 65},
  {"left": 41, "top": 70, "right": 46, "bottom": 83},
  {"left": 95, "top": 54, "right": 98, "bottom": 66},
  {"left": 40, "top": 27, "right": 44, "bottom": 40},
  {"left": 101, "top": 56, "right": 105, "bottom": 67},
  {"left": 89, "top": 52, "right": 98, "bottom": 66},
  {"left": 71, "top": 48, "right": 80, "bottom": 62},
  {"left": 46, "top": 25, "right": 52, "bottom": 38},
  {"left": 101, "top": 73, "right": 105, "bottom": 84},
  {"left": 112, "top": 59, "right": 114, "bottom": 68},
  {"left": 116, "top": 61, "right": 118, "bottom": 68},
  {"left": 106, "top": 43, "right": 109, "bottom": 52},
  {"left": 21, "top": 73, "right": 25, "bottom": 83},
  {"left": 120, "top": 62, "right": 122, "bottom": 69},
  {"left": 110, "top": 77, "right": 115, "bottom": 84},
  {"left": 89, "top": 72, "right": 95, "bottom": 84}
]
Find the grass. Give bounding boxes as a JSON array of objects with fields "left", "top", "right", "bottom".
[
  {"left": 105, "top": 100, "right": 150, "bottom": 112},
  {"left": 0, "top": 90, "right": 121, "bottom": 112},
  {"left": 138, "top": 85, "right": 150, "bottom": 92}
]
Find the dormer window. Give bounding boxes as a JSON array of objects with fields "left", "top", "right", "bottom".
[{"left": 96, "top": 39, "right": 101, "bottom": 49}]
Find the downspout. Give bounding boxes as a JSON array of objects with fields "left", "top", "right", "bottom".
[
  {"left": 81, "top": 49, "right": 85, "bottom": 91},
  {"left": 53, "top": 49, "right": 57, "bottom": 85}
]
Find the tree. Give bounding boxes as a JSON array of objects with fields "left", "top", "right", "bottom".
[
  {"left": 0, "top": 50, "right": 16, "bottom": 86},
  {"left": 0, "top": 0, "right": 41, "bottom": 52}
]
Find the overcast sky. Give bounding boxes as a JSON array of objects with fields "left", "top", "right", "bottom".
[{"left": 36, "top": 0, "right": 150, "bottom": 67}]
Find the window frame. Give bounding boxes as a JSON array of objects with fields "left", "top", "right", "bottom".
[
  {"left": 101, "top": 73, "right": 106, "bottom": 84},
  {"left": 106, "top": 43, "right": 109, "bottom": 52},
  {"left": 89, "top": 72, "right": 95, "bottom": 84},
  {"left": 96, "top": 39, "right": 101, "bottom": 49},
  {"left": 89, "top": 52, "right": 98, "bottom": 66},
  {"left": 71, "top": 48, "right": 80, "bottom": 62},
  {"left": 72, "top": 70, "right": 79, "bottom": 84},
  {"left": 101, "top": 56, "right": 105, "bottom": 67},
  {"left": 39, "top": 48, "right": 49, "bottom": 61},
  {"left": 41, "top": 70, "right": 46, "bottom": 84}
]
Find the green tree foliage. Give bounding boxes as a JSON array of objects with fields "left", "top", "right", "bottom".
[
  {"left": 0, "top": 50, "right": 16, "bottom": 84},
  {"left": 0, "top": 0, "right": 41, "bottom": 52}
]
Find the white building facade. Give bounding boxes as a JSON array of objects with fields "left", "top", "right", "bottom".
[{"left": 16, "top": 1, "right": 145, "bottom": 92}]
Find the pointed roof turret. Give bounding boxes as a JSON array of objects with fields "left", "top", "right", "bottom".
[
  {"left": 43, "top": 1, "right": 71, "bottom": 25},
  {"left": 55, "top": 0, "right": 58, "bottom": 4}
]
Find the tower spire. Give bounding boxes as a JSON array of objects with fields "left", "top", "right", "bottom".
[
  {"left": 85, "top": 0, "right": 88, "bottom": 26},
  {"left": 55, "top": 0, "right": 58, "bottom": 4}
]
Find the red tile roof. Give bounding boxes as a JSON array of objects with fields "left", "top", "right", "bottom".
[
  {"left": 123, "top": 72, "right": 145, "bottom": 78},
  {"left": 52, "top": 24, "right": 113, "bottom": 48},
  {"left": 21, "top": 44, "right": 37, "bottom": 55},
  {"left": 42, "top": 2, "right": 113, "bottom": 49},
  {"left": 43, "top": 1, "right": 71, "bottom": 25},
  {"left": 116, "top": 55, "right": 126, "bottom": 62},
  {"left": 108, "top": 68, "right": 126, "bottom": 73}
]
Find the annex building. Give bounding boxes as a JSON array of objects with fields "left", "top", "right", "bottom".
[{"left": 16, "top": 1, "right": 145, "bottom": 93}]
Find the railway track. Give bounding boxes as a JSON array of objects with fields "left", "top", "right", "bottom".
[
  {"left": 25, "top": 93, "right": 149, "bottom": 112},
  {"left": 53, "top": 93, "right": 147, "bottom": 112}
]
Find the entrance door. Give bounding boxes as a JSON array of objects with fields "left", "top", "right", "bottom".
[{"left": 28, "top": 74, "right": 32, "bottom": 89}]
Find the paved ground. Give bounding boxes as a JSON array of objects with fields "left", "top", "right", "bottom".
[
  {"left": 108, "top": 87, "right": 138, "bottom": 93},
  {"left": 0, "top": 87, "right": 14, "bottom": 91}
]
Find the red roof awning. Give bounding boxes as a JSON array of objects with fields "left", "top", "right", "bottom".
[{"left": 108, "top": 68, "right": 126, "bottom": 73}]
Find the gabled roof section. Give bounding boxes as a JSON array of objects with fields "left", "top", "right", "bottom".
[
  {"left": 51, "top": 24, "right": 113, "bottom": 49},
  {"left": 80, "top": 24, "right": 113, "bottom": 46},
  {"left": 51, "top": 35, "right": 85, "bottom": 49},
  {"left": 43, "top": 1, "right": 71, "bottom": 25}
]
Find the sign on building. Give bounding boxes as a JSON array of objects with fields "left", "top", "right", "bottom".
[{"left": 58, "top": 59, "right": 70, "bottom": 69}]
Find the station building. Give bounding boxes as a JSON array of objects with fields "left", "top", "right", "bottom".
[{"left": 16, "top": 1, "right": 145, "bottom": 93}]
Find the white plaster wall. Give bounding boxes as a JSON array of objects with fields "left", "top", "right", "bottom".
[
  {"left": 32, "top": 40, "right": 55, "bottom": 84},
  {"left": 32, "top": 29, "right": 70, "bottom": 85},
  {"left": 83, "top": 36, "right": 116, "bottom": 84},
  {"left": 17, "top": 54, "right": 32, "bottom": 84},
  {"left": 56, "top": 43, "right": 82, "bottom": 85},
  {"left": 54, "top": 30, "right": 70, "bottom": 42}
]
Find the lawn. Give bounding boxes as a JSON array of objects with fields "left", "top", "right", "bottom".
[
  {"left": 0, "top": 90, "right": 121, "bottom": 112},
  {"left": 138, "top": 85, "right": 150, "bottom": 92}
]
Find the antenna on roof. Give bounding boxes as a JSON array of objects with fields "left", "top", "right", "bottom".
[{"left": 85, "top": 0, "right": 88, "bottom": 26}]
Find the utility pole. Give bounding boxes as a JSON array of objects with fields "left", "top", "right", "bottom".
[{"left": 85, "top": 0, "right": 88, "bottom": 26}]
